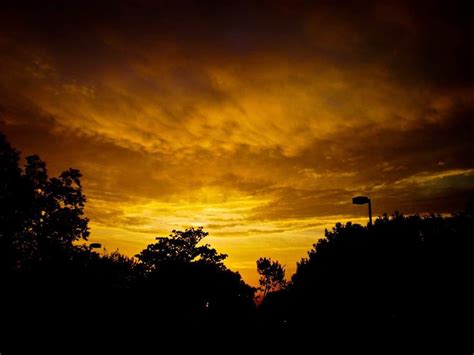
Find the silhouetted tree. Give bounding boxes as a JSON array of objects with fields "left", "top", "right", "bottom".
[
  {"left": 0, "top": 134, "right": 89, "bottom": 278},
  {"left": 4, "top": 129, "right": 474, "bottom": 350},
  {"left": 0, "top": 133, "right": 24, "bottom": 274},
  {"left": 136, "top": 227, "right": 227, "bottom": 270},
  {"left": 263, "top": 213, "right": 474, "bottom": 351},
  {"left": 0, "top": 133, "right": 260, "bottom": 349},
  {"left": 256, "top": 257, "right": 286, "bottom": 298},
  {"left": 134, "top": 226, "right": 255, "bottom": 325}
]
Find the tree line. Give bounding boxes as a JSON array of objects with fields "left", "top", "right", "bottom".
[{"left": 1, "top": 132, "right": 473, "bottom": 352}]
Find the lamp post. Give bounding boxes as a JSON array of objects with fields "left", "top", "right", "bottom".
[{"left": 352, "top": 196, "right": 372, "bottom": 227}]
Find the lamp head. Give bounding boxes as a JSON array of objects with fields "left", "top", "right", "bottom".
[{"left": 352, "top": 196, "right": 370, "bottom": 205}]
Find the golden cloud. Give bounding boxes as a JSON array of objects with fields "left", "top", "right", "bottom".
[{"left": 1, "top": 0, "right": 473, "bottom": 285}]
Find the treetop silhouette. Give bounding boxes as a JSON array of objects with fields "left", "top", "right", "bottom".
[
  {"left": 256, "top": 257, "right": 286, "bottom": 298},
  {"left": 136, "top": 226, "right": 227, "bottom": 270},
  {"left": 0, "top": 133, "right": 89, "bottom": 275}
]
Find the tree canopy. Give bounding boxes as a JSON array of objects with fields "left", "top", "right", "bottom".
[
  {"left": 136, "top": 227, "right": 227, "bottom": 270},
  {"left": 0, "top": 134, "right": 89, "bottom": 276}
]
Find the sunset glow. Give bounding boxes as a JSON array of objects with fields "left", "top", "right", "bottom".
[{"left": 1, "top": 0, "right": 473, "bottom": 285}]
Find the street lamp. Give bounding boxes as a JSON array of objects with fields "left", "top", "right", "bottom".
[{"left": 352, "top": 196, "right": 372, "bottom": 227}]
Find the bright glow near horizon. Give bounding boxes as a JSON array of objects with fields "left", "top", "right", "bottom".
[{"left": 1, "top": 1, "right": 473, "bottom": 285}]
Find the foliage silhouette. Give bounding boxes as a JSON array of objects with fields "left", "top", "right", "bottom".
[
  {"left": 256, "top": 257, "right": 286, "bottom": 298},
  {"left": 1, "top": 131, "right": 474, "bottom": 352},
  {"left": 136, "top": 227, "right": 227, "bottom": 269},
  {"left": 0, "top": 134, "right": 89, "bottom": 283},
  {"left": 258, "top": 212, "right": 474, "bottom": 351},
  {"left": 134, "top": 227, "right": 255, "bottom": 326},
  {"left": 0, "top": 133, "right": 257, "bottom": 351}
]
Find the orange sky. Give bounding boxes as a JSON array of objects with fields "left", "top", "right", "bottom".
[{"left": 1, "top": 0, "right": 473, "bottom": 285}]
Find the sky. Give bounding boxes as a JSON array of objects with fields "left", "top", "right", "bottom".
[{"left": 1, "top": 0, "right": 473, "bottom": 285}]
